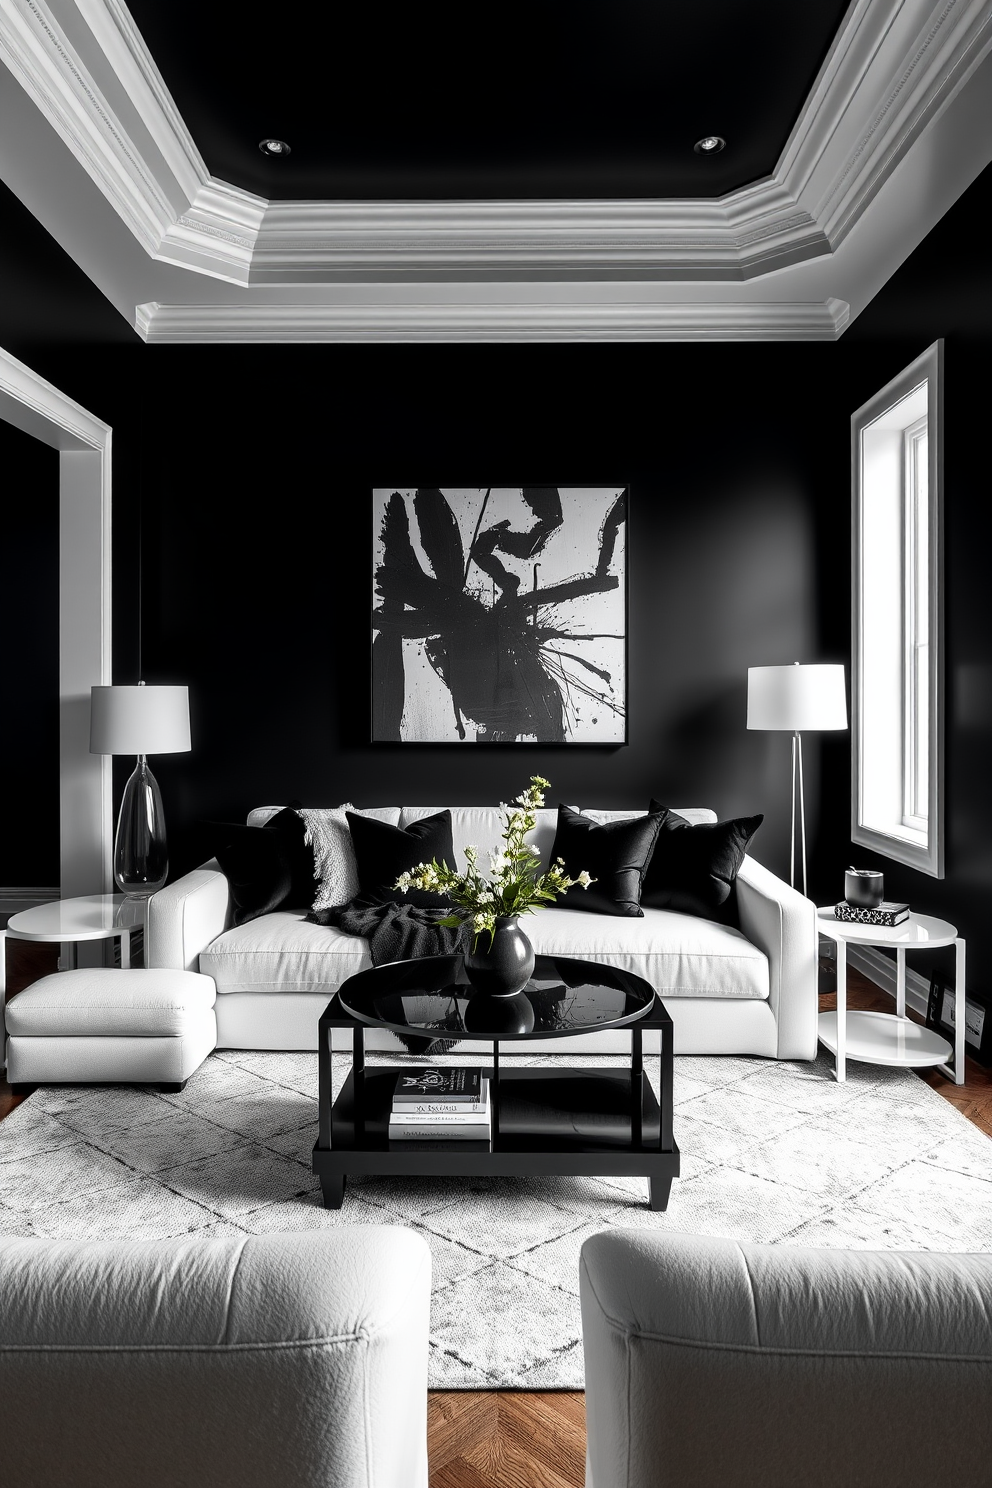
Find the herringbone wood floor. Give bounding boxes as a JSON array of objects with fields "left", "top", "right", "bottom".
[{"left": 3, "top": 938, "right": 992, "bottom": 1486}]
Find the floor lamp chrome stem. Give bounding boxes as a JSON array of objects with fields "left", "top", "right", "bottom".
[
  {"left": 790, "top": 733, "right": 797, "bottom": 889},
  {"left": 792, "top": 729, "right": 807, "bottom": 897}
]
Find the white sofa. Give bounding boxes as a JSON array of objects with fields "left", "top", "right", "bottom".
[
  {"left": 0, "top": 1226, "right": 431, "bottom": 1488},
  {"left": 147, "top": 805, "right": 817, "bottom": 1059}
]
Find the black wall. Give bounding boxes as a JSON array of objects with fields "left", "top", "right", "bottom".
[{"left": 121, "top": 342, "right": 849, "bottom": 895}]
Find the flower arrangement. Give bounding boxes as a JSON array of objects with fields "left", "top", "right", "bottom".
[{"left": 394, "top": 776, "right": 593, "bottom": 946}]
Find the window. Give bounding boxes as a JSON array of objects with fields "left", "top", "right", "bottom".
[{"left": 852, "top": 342, "right": 943, "bottom": 876}]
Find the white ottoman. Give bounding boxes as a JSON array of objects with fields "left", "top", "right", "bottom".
[{"left": 4, "top": 968, "right": 217, "bottom": 1091}]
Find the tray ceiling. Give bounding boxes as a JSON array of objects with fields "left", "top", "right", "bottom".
[
  {"left": 124, "top": 0, "right": 850, "bottom": 203},
  {"left": 1, "top": 0, "right": 992, "bottom": 342}
]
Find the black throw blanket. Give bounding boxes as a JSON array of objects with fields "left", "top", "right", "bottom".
[{"left": 307, "top": 900, "right": 470, "bottom": 1053}]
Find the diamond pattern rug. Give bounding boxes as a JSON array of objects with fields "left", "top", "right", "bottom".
[{"left": 2, "top": 1048, "right": 992, "bottom": 1388}]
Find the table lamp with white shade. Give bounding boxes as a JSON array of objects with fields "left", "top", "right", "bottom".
[
  {"left": 90, "top": 682, "right": 191, "bottom": 898},
  {"left": 746, "top": 663, "right": 847, "bottom": 897}
]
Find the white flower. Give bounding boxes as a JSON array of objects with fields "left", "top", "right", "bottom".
[
  {"left": 529, "top": 843, "right": 541, "bottom": 855},
  {"left": 489, "top": 852, "right": 507, "bottom": 873},
  {"left": 577, "top": 870, "right": 592, "bottom": 888}
]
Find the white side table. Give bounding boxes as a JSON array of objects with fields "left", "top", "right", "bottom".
[
  {"left": 816, "top": 908, "right": 965, "bottom": 1085},
  {"left": 1, "top": 894, "right": 146, "bottom": 998}
]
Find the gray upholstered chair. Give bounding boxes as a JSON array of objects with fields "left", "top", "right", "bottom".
[
  {"left": 580, "top": 1229, "right": 992, "bottom": 1488},
  {"left": 0, "top": 1226, "right": 430, "bottom": 1488}
]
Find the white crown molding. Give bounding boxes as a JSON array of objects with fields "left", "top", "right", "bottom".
[
  {"left": 2, "top": 0, "right": 264, "bottom": 280},
  {"left": 4, "top": 0, "right": 987, "bottom": 288},
  {"left": 72, "top": 0, "right": 204, "bottom": 197},
  {"left": 248, "top": 190, "right": 829, "bottom": 284},
  {"left": 135, "top": 297, "right": 851, "bottom": 344},
  {"left": 0, "top": 0, "right": 172, "bottom": 252},
  {"left": 157, "top": 180, "right": 264, "bottom": 283},
  {"left": 792, "top": 0, "right": 992, "bottom": 245}
]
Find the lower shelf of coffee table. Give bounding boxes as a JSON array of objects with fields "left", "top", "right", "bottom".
[{"left": 313, "top": 1066, "right": 679, "bottom": 1210}]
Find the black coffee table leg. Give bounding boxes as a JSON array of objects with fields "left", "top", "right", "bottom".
[
  {"left": 649, "top": 1174, "right": 673, "bottom": 1212},
  {"left": 630, "top": 1024, "right": 643, "bottom": 1149},
  {"left": 321, "top": 1171, "right": 346, "bottom": 1209}
]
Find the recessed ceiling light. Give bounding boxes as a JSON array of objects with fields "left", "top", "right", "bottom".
[
  {"left": 693, "top": 135, "right": 726, "bottom": 155},
  {"left": 259, "top": 138, "right": 291, "bottom": 158}
]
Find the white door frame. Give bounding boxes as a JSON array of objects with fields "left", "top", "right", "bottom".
[{"left": 1, "top": 345, "right": 112, "bottom": 898}]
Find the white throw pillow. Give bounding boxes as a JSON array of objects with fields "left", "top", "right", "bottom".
[
  {"left": 297, "top": 806, "right": 404, "bottom": 912},
  {"left": 298, "top": 806, "right": 358, "bottom": 912}
]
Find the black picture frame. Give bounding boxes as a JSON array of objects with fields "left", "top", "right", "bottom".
[
  {"left": 925, "top": 970, "right": 992, "bottom": 1066},
  {"left": 371, "top": 486, "right": 629, "bottom": 745}
]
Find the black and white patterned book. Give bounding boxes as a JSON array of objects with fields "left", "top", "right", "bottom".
[
  {"left": 393, "top": 1066, "right": 484, "bottom": 1104},
  {"left": 834, "top": 900, "right": 910, "bottom": 926}
]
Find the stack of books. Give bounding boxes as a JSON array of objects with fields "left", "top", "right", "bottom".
[
  {"left": 834, "top": 900, "right": 910, "bottom": 927},
  {"left": 388, "top": 1066, "right": 492, "bottom": 1142}
]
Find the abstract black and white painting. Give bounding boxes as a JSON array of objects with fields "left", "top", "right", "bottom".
[{"left": 372, "top": 487, "right": 627, "bottom": 743}]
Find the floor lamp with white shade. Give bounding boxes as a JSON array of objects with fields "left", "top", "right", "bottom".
[
  {"left": 89, "top": 682, "right": 191, "bottom": 898},
  {"left": 747, "top": 663, "right": 848, "bottom": 897}
]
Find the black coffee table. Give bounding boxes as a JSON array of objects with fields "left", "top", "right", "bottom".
[{"left": 312, "top": 954, "right": 679, "bottom": 1211}]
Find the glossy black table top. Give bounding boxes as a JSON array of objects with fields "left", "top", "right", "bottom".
[{"left": 335, "top": 953, "right": 658, "bottom": 1041}]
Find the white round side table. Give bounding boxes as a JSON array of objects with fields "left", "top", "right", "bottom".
[
  {"left": 816, "top": 908, "right": 965, "bottom": 1085},
  {"left": 1, "top": 894, "right": 147, "bottom": 998}
]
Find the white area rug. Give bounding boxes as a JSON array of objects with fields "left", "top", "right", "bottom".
[{"left": 3, "top": 1048, "right": 992, "bottom": 1388}]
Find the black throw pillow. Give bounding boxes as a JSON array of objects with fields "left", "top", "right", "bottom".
[
  {"left": 346, "top": 809, "right": 454, "bottom": 909},
  {"left": 641, "top": 801, "right": 762, "bottom": 921},
  {"left": 549, "top": 803, "right": 666, "bottom": 918},
  {"left": 204, "top": 803, "right": 315, "bottom": 927}
]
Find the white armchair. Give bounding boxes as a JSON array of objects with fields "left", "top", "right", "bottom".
[
  {"left": 581, "top": 1228, "right": 992, "bottom": 1488},
  {"left": 0, "top": 1226, "right": 431, "bottom": 1488}
]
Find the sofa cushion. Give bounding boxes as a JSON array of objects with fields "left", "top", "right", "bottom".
[
  {"left": 642, "top": 805, "right": 763, "bottom": 920},
  {"left": 204, "top": 812, "right": 310, "bottom": 927},
  {"left": 526, "top": 906, "right": 769, "bottom": 1000},
  {"left": 199, "top": 905, "right": 767, "bottom": 1003},
  {"left": 348, "top": 809, "right": 454, "bottom": 908},
  {"left": 550, "top": 803, "right": 666, "bottom": 917},
  {"left": 199, "top": 912, "right": 372, "bottom": 996}
]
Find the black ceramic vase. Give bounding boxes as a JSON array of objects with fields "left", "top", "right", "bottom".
[{"left": 464, "top": 915, "right": 536, "bottom": 998}]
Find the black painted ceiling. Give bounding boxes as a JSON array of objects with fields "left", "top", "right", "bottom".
[{"left": 126, "top": 0, "right": 851, "bottom": 201}]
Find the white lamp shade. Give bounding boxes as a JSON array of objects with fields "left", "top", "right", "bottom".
[
  {"left": 747, "top": 664, "right": 848, "bottom": 732},
  {"left": 90, "top": 685, "right": 191, "bottom": 755}
]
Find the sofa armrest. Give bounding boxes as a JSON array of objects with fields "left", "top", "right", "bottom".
[
  {"left": 146, "top": 859, "right": 231, "bottom": 973},
  {"left": 735, "top": 854, "right": 817, "bottom": 1060}
]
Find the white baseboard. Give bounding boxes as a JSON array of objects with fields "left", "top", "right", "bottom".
[
  {"left": 0, "top": 887, "right": 59, "bottom": 923},
  {"left": 819, "top": 935, "right": 931, "bottom": 1018}
]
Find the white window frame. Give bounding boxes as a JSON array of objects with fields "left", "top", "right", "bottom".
[
  {"left": 902, "top": 413, "right": 928, "bottom": 835},
  {"left": 851, "top": 340, "right": 943, "bottom": 878}
]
